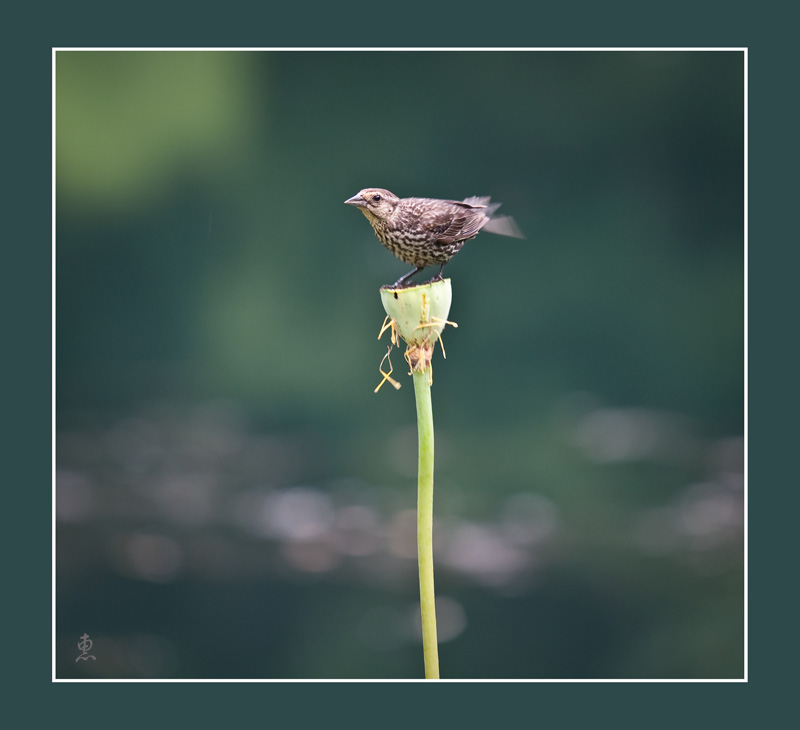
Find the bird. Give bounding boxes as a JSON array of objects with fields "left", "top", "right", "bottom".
[{"left": 345, "top": 188, "right": 524, "bottom": 288}]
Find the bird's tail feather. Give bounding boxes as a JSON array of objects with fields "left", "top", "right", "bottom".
[
  {"left": 461, "top": 195, "right": 492, "bottom": 207},
  {"left": 483, "top": 214, "right": 525, "bottom": 239},
  {"left": 461, "top": 196, "right": 525, "bottom": 238}
]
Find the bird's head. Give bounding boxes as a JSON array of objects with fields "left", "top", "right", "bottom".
[{"left": 344, "top": 188, "right": 399, "bottom": 223}]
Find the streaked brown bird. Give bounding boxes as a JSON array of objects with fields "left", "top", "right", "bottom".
[{"left": 345, "top": 188, "right": 524, "bottom": 288}]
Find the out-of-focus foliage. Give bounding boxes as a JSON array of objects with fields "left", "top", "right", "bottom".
[{"left": 56, "top": 50, "right": 744, "bottom": 679}]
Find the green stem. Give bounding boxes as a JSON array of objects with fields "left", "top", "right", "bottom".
[{"left": 413, "top": 369, "right": 439, "bottom": 679}]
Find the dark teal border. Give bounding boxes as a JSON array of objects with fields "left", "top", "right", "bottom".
[{"left": 12, "top": 0, "right": 785, "bottom": 725}]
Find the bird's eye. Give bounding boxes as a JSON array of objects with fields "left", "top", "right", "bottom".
[{"left": 372, "top": 194, "right": 382, "bottom": 203}]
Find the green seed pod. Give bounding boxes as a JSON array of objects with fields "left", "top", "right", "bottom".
[
  {"left": 379, "top": 279, "right": 453, "bottom": 345},
  {"left": 379, "top": 280, "right": 455, "bottom": 376}
]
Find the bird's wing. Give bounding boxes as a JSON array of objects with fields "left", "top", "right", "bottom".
[
  {"left": 431, "top": 211, "right": 488, "bottom": 244},
  {"left": 426, "top": 196, "right": 524, "bottom": 241}
]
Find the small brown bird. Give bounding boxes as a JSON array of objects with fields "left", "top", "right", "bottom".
[{"left": 345, "top": 188, "right": 523, "bottom": 288}]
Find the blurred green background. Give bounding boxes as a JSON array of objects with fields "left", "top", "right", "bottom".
[{"left": 55, "top": 50, "right": 744, "bottom": 679}]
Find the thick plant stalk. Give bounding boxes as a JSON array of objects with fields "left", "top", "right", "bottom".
[
  {"left": 378, "top": 279, "right": 454, "bottom": 679},
  {"left": 412, "top": 368, "right": 439, "bottom": 679}
]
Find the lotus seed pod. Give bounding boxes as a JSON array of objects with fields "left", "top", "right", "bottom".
[{"left": 379, "top": 280, "right": 455, "bottom": 375}]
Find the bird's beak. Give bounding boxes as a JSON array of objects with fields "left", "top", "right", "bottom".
[{"left": 344, "top": 194, "right": 366, "bottom": 208}]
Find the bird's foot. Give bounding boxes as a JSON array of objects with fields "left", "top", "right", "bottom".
[
  {"left": 383, "top": 267, "right": 425, "bottom": 290},
  {"left": 382, "top": 278, "right": 414, "bottom": 291}
]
